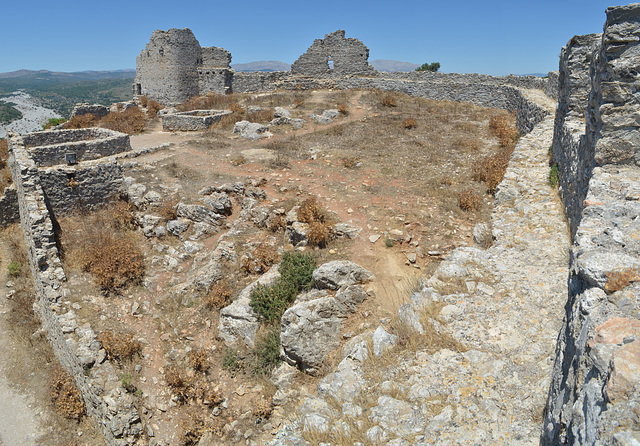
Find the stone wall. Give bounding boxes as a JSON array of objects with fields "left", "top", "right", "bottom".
[
  {"left": 201, "top": 46, "right": 231, "bottom": 68},
  {"left": 7, "top": 134, "right": 141, "bottom": 445},
  {"left": 198, "top": 68, "right": 233, "bottom": 95},
  {"left": 543, "top": 5, "right": 640, "bottom": 445},
  {"left": 22, "top": 128, "right": 131, "bottom": 167},
  {"left": 134, "top": 28, "right": 202, "bottom": 104},
  {"left": 291, "top": 30, "right": 376, "bottom": 76},
  {"left": 0, "top": 185, "right": 19, "bottom": 226}
]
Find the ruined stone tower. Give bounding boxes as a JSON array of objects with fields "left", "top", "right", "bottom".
[{"left": 291, "top": 30, "right": 376, "bottom": 76}]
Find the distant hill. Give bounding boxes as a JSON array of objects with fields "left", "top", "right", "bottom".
[
  {"left": 370, "top": 60, "right": 420, "bottom": 72},
  {"left": 231, "top": 61, "right": 291, "bottom": 72},
  {"left": 0, "top": 69, "right": 135, "bottom": 117},
  {"left": 0, "top": 69, "right": 136, "bottom": 80}
]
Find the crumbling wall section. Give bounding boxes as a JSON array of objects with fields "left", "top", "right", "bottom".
[
  {"left": 198, "top": 68, "right": 233, "bottom": 95},
  {"left": 543, "top": 5, "right": 640, "bottom": 445},
  {"left": 23, "top": 128, "right": 131, "bottom": 167},
  {"left": 201, "top": 46, "right": 231, "bottom": 68},
  {"left": 291, "top": 30, "right": 376, "bottom": 76},
  {"left": 7, "top": 134, "right": 141, "bottom": 445},
  {"left": 134, "top": 28, "right": 202, "bottom": 104}
]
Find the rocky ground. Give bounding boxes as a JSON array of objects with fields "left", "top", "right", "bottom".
[
  {"left": 0, "top": 91, "right": 61, "bottom": 139},
  {"left": 0, "top": 88, "right": 567, "bottom": 445},
  {"left": 269, "top": 93, "right": 570, "bottom": 445}
]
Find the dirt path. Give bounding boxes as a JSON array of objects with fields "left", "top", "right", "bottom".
[{"left": 0, "top": 298, "right": 43, "bottom": 446}]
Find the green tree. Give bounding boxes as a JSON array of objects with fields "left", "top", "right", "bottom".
[{"left": 416, "top": 62, "right": 441, "bottom": 72}]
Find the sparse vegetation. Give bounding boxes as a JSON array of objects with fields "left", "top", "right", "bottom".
[
  {"left": 337, "top": 102, "right": 349, "bottom": 115},
  {"left": 0, "top": 101, "right": 23, "bottom": 123},
  {"left": 42, "top": 117, "right": 67, "bottom": 130},
  {"left": 416, "top": 62, "right": 441, "bottom": 72},
  {"left": 50, "top": 366, "right": 85, "bottom": 421},
  {"left": 187, "top": 348, "right": 210, "bottom": 373},
  {"left": 204, "top": 281, "right": 233, "bottom": 310},
  {"left": 381, "top": 94, "right": 397, "bottom": 107},
  {"left": 248, "top": 326, "right": 281, "bottom": 377},
  {"left": 96, "top": 330, "right": 142, "bottom": 363},
  {"left": 7, "top": 260, "right": 21, "bottom": 277},
  {"left": 549, "top": 163, "right": 559, "bottom": 188},
  {"left": 250, "top": 251, "right": 316, "bottom": 323},
  {"left": 297, "top": 196, "right": 333, "bottom": 247},
  {"left": 458, "top": 188, "right": 481, "bottom": 211},
  {"left": 241, "top": 242, "right": 280, "bottom": 274},
  {"left": 403, "top": 117, "right": 417, "bottom": 129}
]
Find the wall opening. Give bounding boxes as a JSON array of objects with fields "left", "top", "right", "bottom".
[{"left": 328, "top": 56, "right": 334, "bottom": 71}]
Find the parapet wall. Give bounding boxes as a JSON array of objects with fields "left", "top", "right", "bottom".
[
  {"left": 543, "top": 4, "right": 640, "bottom": 445},
  {"left": 7, "top": 134, "right": 141, "bottom": 445}
]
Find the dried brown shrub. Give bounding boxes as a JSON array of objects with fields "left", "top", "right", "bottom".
[
  {"left": 100, "top": 107, "right": 146, "bottom": 135},
  {"left": 381, "top": 95, "right": 397, "bottom": 107},
  {"left": 204, "top": 282, "right": 233, "bottom": 310},
  {"left": 194, "top": 381, "right": 223, "bottom": 407},
  {"left": 341, "top": 156, "right": 360, "bottom": 169},
  {"left": 337, "top": 102, "right": 349, "bottom": 115},
  {"left": 64, "top": 113, "right": 99, "bottom": 129},
  {"left": 78, "top": 232, "right": 145, "bottom": 291},
  {"left": 188, "top": 348, "right": 210, "bottom": 373},
  {"left": 111, "top": 200, "right": 138, "bottom": 230},
  {"left": 229, "top": 102, "right": 246, "bottom": 114},
  {"left": 164, "top": 364, "right": 192, "bottom": 403},
  {"left": 247, "top": 108, "right": 274, "bottom": 123},
  {"left": 472, "top": 147, "right": 513, "bottom": 194},
  {"left": 253, "top": 399, "right": 273, "bottom": 419},
  {"left": 145, "top": 99, "right": 163, "bottom": 116},
  {"left": 403, "top": 118, "right": 417, "bottom": 129},
  {"left": 50, "top": 366, "right": 85, "bottom": 421},
  {"left": 0, "top": 139, "right": 11, "bottom": 191},
  {"left": 293, "top": 96, "right": 304, "bottom": 108},
  {"left": 605, "top": 267, "right": 640, "bottom": 293},
  {"left": 489, "top": 114, "right": 519, "bottom": 148},
  {"left": 267, "top": 215, "right": 286, "bottom": 232},
  {"left": 97, "top": 330, "right": 142, "bottom": 362},
  {"left": 458, "top": 189, "right": 481, "bottom": 211},
  {"left": 229, "top": 155, "right": 246, "bottom": 166},
  {"left": 158, "top": 197, "right": 178, "bottom": 222},
  {"left": 241, "top": 243, "right": 279, "bottom": 274},
  {"left": 298, "top": 196, "right": 333, "bottom": 247}
]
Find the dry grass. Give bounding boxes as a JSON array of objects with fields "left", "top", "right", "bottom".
[
  {"left": 50, "top": 366, "right": 85, "bottom": 421},
  {"left": 247, "top": 108, "right": 274, "bottom": 124},
  {"left": 204, "top": 281, "right": 233, "bottom": 310},
  {"left": 164, "top": 364, "right": 192, "bottom": 403},
  {"left": 158, "top": 197, "right": 178, "bottom": 222},
  {"left": 229, "top": 155, "right": 246, "bottom": 166},
  {"left": 100, "top": 108, "right": 146, "bottom": 135},
  {"left": 77, "top": 232, "right": 145, "bottom": 291},
  {"left": 267, "top": 214, "right": 286, "bottom": 232},
  {"left": 177, "top": 92, "right": 243, "bottom": 112},
  {"left": 241, "top": 243, "right": 280, "bottom": 274},
  {"left": 605, "top": 267, "right": 640, "bottom": 293},
  {"left": 111, "top": 200, "right": 138, "bottom": 230},
  {"left": 337, "top": 102, "right": 349, "bottom": 115},
  {"left": 96, "top": 330, "right": 142, "bottom": 363},
  {"left": 458, "top": 189, "right": 481, "bottom": 211},
  {"left": 392, "top": 301, "right": 467, "bottom": 354}
]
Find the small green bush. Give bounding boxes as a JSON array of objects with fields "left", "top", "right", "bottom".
[
  {"left": 385, "top": 238, "right": 395, "bottom": 248},
  {"left": 249, "top": 251, "right": 316, "bottom": 324},
  {"left": 7, "top": 260, "right": 21, "bottom": 277},
  {"left": 416, "top": 62, "right": 440, "bottom": 72},
  {"left": 249, "top": 327, "right": 281, "bottom": 377},
  {"left": 222, "top": 348, "right": 242, "bottom": 372},
  {"left": 42, "top": 118, "right": 67, "bottom": 130},
  {"left": 549, "top": 163, "right": 559, "bottom": 188}
]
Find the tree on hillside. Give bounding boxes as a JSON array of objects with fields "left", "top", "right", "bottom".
[{"left": 416, "top": 62, "right": 440, "bottom": 72}]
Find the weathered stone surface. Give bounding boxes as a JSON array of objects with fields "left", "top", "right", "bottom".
[
  {"left": 71, "top": 103, "right": 109, "bottom": 119},
  {"left": 176, "top": 203, "right": 224, "bottom": 225},
  {"left": 218, "top": 265, "right": 280, "bottom": 348},
  {"left": 312, "top": 260, "right": 374, "bottom": 290},
  {"left": 232, "top": 121, "right": 272, "bottom": 140},
  {"left": 166, "top": 218, "right": 190, "bottom": 236},
  {"left": 202, "top": 192, "right": 232, "bottom": 216},
  {"left": 334, "top": 285, "right": 368, "bottom": 312},
  {"left": 291, "top": 30, "right": 377, "bottom": 76},
  {"left": 280, "top": 296, "right": 348, "bottom": 374}
]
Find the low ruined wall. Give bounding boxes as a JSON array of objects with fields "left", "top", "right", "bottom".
[
  {"left": 543, "top": 5, "right": 640, "bottom": 445},
  {"left": 0, "top": 185, "right": 19, "bottom": 226},
  {"left": 161, "top": 109, "right": 230, "bottom": 131},
  {"left": 24, "top": 128, "right": 131, "bottom": 167},
  {"left": 7, "top": 135, "right": 140, "bottom": 445}
]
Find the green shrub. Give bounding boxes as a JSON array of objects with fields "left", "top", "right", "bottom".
[
  {"left": 416, "top": 62, "right": 441, "bottom": 72},
  {"left": 384, "top": 238, "right": 395, "bottom": 248},
  {"left": 549, "top": 163, "right": 559, "bottom": 188},
  {"left": 42, "top": 117, "right": 67, "bottom": 130},
  {"left": 7, "top": 260, "right": 21, "bottom": 277},
  {"left": 222, "top": 348, "right": 242, "bottom": 372},
  {"left": 249, "top": 251, "right": 316, "bottom": 324},
  {"left": 249, "top": 327, "right": 281, "bottom": 377}
]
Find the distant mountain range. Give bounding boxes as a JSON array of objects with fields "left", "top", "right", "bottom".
[
  {"left": 230, "top": 60, "right": 421, "bottom": 72},
  {"left": 0, "top": 69, "right": 136, "bottom": 80}
]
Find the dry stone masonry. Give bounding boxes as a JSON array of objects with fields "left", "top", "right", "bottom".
[
  {"left": 290, "top": 30, "right": 376, "bottom": 76},
  {"left": 544, "top": 4, "right": 640, "bottom": 444}
]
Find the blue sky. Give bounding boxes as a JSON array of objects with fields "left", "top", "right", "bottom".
[{"left": 0, "top": 0, "right": 618, "bottom": 76}]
